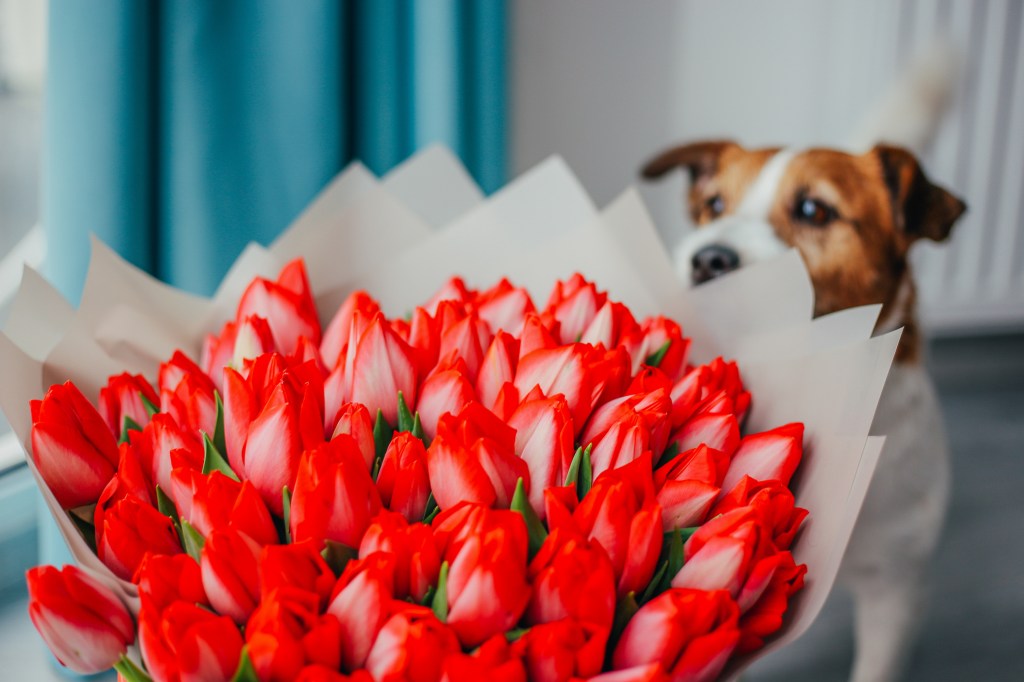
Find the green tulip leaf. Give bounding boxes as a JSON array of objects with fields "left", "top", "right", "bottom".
[
  {"left": 181, "top": 520, "right": 205, "bottom": 562},
  {"left": 511, "top": 477, "right": 548, "bottom": 557},
  {"left": 201, "top": 432, "right": 239, "bottom": 481},
  {"left": 397, "top": 391, "right": 415, "bottom": 433},
  {"left": 645, "top": 340, "right": 672, "bottom": 368},
  {"left": 230, "top": 647, "right": 259, "bottom": 682},
  {"left": 432, "top": 561, "right": 450, "bottom": 622}
]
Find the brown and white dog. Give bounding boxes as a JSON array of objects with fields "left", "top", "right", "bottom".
[{"left": 642, "top": 140, "right": 966, "bottom": 682}]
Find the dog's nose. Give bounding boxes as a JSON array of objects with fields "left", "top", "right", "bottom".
[{"left": 691, "top": 245, "right": 740, "bottom": 284}]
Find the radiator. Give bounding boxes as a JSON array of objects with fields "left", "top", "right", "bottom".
[{"left": 894, "top": 0, "right": 1024, "bottom": 333}]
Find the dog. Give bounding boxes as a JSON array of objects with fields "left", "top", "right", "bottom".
[{"left": 641, "top": 139, "right": 966, "bottom": 682}]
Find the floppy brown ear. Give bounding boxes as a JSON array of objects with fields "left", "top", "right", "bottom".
[
  {"left": 641, "top": 140, "right": 737, "bottom": 185},
  {"left": 875, "top": 144, "right": 966, "bottom": 242}
]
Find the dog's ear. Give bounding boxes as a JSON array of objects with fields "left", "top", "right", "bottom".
[
  {"left": 874, "top": 144, "right": 966, "bottom": 242},
  {"left": 641, "top": 140, "right": 737, "bottom": 186}
]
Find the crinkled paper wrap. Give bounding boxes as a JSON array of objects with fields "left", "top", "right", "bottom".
[{"left": 0, "top": 145, "right": 896, "bottom": 677}]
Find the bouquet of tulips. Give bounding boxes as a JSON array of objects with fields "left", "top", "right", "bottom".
[
  {"left": 25, "top": 258, "right": 807, "bottom": 682},
  {"left": 1, "top": 149, "right": 896, "bottom": 682}
]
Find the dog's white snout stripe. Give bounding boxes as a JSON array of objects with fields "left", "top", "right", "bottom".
[{"left": 674, "top": 150, "right": 797, "bottom": 287}]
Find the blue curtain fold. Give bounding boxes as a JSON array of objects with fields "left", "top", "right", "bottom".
[
  {"left": 39, "top": 0, "right": 506, "bottom": 578},
  {"left": 44, "top": 0, "right": 507, "bottom": 301}
]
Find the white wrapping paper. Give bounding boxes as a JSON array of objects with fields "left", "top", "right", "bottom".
[{"left": 0, "top": 148, "right": 896, "bottom": 676}]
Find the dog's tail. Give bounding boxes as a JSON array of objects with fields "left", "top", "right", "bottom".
[{"left": 847, "top": 40, "right": 961, "bottom": 156}]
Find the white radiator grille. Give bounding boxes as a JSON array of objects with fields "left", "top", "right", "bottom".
[{"left": 899, "top": 0, "right": 1024, "bottom": 333}]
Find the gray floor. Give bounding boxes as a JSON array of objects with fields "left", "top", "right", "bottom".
[{"left": 748, "top": 333, "right": 1024, "bottom": 681}]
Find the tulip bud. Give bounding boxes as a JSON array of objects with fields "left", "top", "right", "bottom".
[
  {"left": 376, "top": 434, "right": 432, "bottom": 524},
  {"left": 201, "top": 528, "right": 262, "bottom": 625},
  {"left": 527, "top": 527, "right": 616, "bottom": 629},
  {"left": 320, "top": 290, "right": 381, "bottom": 370},
  {"left": 291, "top": 438, "right": 383, "bottom": 550},
  {"left": 330, "top": 402, "right": 376, "bottom": 470},
  {"left": 365, "top": 604, "right": 462, "bottom": 682},
  {"left": 612, "top": 589, "right": 740, "bottom": 682},
  {"left": 247, "top": 585, "right": 343, "bottom": 681},
  {"left": 349, "top": 313, "right": 419, "bottom": 425},
  {"left": 136, "top": 553, "right": 208, "bottom": 613},
  {"left": 720, "top": 423, "right": 804, "bottom": 493},
  {"left": 139, "top": 600, "right": 244, "bottom": 682},
  {"left": 572, "top": 456, "right": 661, "bottom": 598},
  {"left": 442, "top": 633, "right": 528, "bottom": 682},
  {"left": 512, "top": 618, "right": 609, "bottom": 682},
  {"left": 507, "top": 395, "right": 575, "bottom": 517},
  {"left": 30, "top": 381, "right": 120, "bottom": 509},
  {"left": 542, "top": 274, "right": 608, "bottom": 345},
  {"left": 97, "top": 496, "right": 182, "bottom": 580},
  {"left": 98, "top": 372, "right": 159, "bottom": 439},
  {"left": 416, "top": 361, "right": 476, "bottom": 440},
  {"left": 359, "top": 511, "right": 441, "bottom": 602},
  {"left": 426, "top": 403, "right": 530, "bottom": 511},
  {"left": 443, "top": 513, "right": 531, "bottom": 647},
  {"left": 259, "top": 542, "right": 336, "bottom": 609},
  {"left": 26, "top": 565, "right": 135, "bottom": 674},
  {"left": 171, "top": 469, "right": 278, "bottom": 547},
  {"left": 327, "top": 553, "right": 396, "bottom": 671},
  {"left": 475, "top": 278, "right": 535, "bottom": 336},
  {"left": 236, "top": 259, "right": 321, "bottom": 357},
  {"left": 477, "top": 331, "right": 520, "bottom": 412}
]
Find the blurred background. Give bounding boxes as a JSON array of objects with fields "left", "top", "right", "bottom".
[{"left": 0, "top": 1, "right": 1021, "bottom": 680}]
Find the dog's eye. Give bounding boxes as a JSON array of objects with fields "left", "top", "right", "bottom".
[
  {"left": 705, "top": 194, "right": 725, "bottom": 218},
  {"left": 794, "top": 197, "right": 835, "bottom": 227}
]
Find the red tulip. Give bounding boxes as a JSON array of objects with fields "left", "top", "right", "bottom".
[
  {"left": 582, "top": 390, "right": 671, "bottom": 475},
  {"left": 612, "top": 589, "right": 740, "bottom": 682},
  {"left": 259, "top": 541, "right": 336, "bottom": 609},
  {"left": 242, "top": 381, "right": 303, "bottom": 515},
  {"left": 26, "top": 565, "right": 135, "bottom": 674},
  {"left": 291, "top": 437, "right": 383, "bottom": 550},
  {"left": 672, "top": 508, "right": 799, "bottom": 620},
  {"left": 475, "top": 278, "right": 535, "bottom": 336},
  {"left": 30, "top": 381, "right": 120, "bottom": 508},
  {"left": 376, "top": 432, "right": 432, "bottom": 523},
  {"left": 526, "top": 527, "right": 616, "bottom": 629},
  {"left": 655, "top": 444, "right": 728, "bottom": 487},
  {"left": 416, "top": 360, "right": 476, "bottom": 440},
  {"left": 721, "top": 423, "right": 804, "bottom": 492},
  {"left": 359, "top": 511, "right": 441, "bottom": 602},
  {"left": 237, "top": 259, "right": 321, "bottom": 357},
  {"left": 139, "top": 600, "right": 244, "bottom": 682},
  {"left": 507, "top": 394, "right": 575, "bottom": 516},
  {"left": 652, "top": 447, "right": 722, "bottom": 531},
  {"left": 512, "top": 619, "right": 608, "bottom": 682},
  {"left": 330, "top": 402, "right": 376, "bottom": 470},
  {"left": 96, "top": 495, "right": 182, "bottom": 581},
  {"left": 477, "top": 331, "right": 520, "bottom": 413},
  {"left": 158, "top": 350, "right": 216, "bottom": 399},
  {"left": 570, "top": 455, "right": 661, "bottom": 598},
  {"left": 514, "top": 345, "right": 594, "bottom": 428},
  {"left": 542, "top": 274, "right": 607, "bottom": 345},
  {"left": 348, "top": 312, "right": 418, "bottom": 425},
  {"left": 136, "top": 553, "right": 208, "bottom": 614},
  {"left": 200, "top": 528, "right": 262, "bottom": 625},
  {"left": 436, "top": 311, "right": 493, "bottom": 379},
  {"left": 432, "top": 503, "right": 528, "bottom": 564},
  {"left": 711, "top": 476, "right": 807, "bottom": 550},
  {"left": 734, "top": 551, "right": 806, "bottom": 653},
  {"left": 136, "top": 413, "right": 203, "bottom": 497},
  {"left": 247, "top": 586, "right": 342, "bottom": 682},
  {"left": 160, "top": 368, "right": 217, "bottom": 441},
  {"left": 99, "top": 441, "right": 156, "bottom": 508},
  {"left": 202, "top": 315, "right": 276, "bottom": 388},
  {"left": 327, "top": 553, "right": 395, "bottom": 671},
  {"left": 517, "top": 313, "right": 559, "bottom": 359},
  {"left": 670, "top": 412, "right": 740, "bottom": 459},
  {"left": 320, "top": 290, "right": 381, "bottom": 370},
  {"left": 222, "top": 365, "right": 256, "bottom": 473},
  {"left": 443, "top": 509, "right": 532, "bottom": 647},
  {"left": 426, "top": 402, "right": 530, "bottom": 511},
  {"left": 364, "top": 604, "right": 462, "bottom": 682},
  {"left": 170, "top": 469, "right": 278, "bottom": 547},
  {"left": 98, "top": 372, "right": 159, "bottom": 438},
  {"left": 621, "top": 316, "right": 690, "bottom": 381},
  {"left": 579, "top": 300, "right": 638, "bottom": 350},
  {"left": 442, "top": 633, "right": 527, "bottom": 682}
]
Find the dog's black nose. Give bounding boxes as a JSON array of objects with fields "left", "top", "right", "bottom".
[{"left": 691, "top": 245, "right": 740, "bottom": 284}]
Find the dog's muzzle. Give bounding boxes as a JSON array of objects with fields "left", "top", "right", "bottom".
[{"left": 690, "top": 244, "right": 740, "bottom": 285}]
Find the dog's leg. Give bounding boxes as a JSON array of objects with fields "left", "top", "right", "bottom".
[{"left": 849, "top": 576, "right": 928, "bottom": 682}]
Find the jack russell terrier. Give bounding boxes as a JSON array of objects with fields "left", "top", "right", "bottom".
[{"left": 642, "top": 139, "right": 966, "bottom": 682}]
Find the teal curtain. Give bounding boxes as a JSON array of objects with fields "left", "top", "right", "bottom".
[
  {"left": 44, "top": 0, "right": 507, "bottom": 301},
  {"left": 38, "top": 0, "right": 506, "bottom": 580}
]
